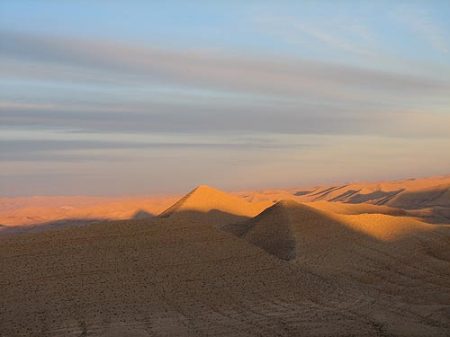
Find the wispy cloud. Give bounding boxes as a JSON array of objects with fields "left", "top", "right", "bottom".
[
  {"left": 0, "top": 99, "right": 374, "bottom": 135},
  {"left": 1, "top": 30, "right": 449, "bottom": 140},
  {"left": 253, "top": 15, "right": 376, "bottom": 57},
  {"left": 1, "top": 138, "right": 313, "bottom": 162},
  {"left": 393, "top": 4, "right": 448, "bottom": 54},
  {"left": 1, "top": 30, "right": 447, "bottom": 102}
]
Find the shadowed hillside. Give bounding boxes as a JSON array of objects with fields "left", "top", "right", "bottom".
[
  {"left": 225, "top": 200, "right": 450, "bottom": 303},
  {"left": 0, "top": 215, "right": 370, "bottom": 337}
]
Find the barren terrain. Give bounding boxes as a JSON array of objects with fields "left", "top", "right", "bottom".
[{"left": 1, "top": 176, "right": 450, "bottom": 336}]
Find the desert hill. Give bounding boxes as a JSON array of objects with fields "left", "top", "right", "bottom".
[
  {"left": 239, "top": 175, "right": 450, "bottom": 223},
  {"left": 1, "top": 175, "right": 449, "bottom": 232},
  {"left": 159, "top": 185, "right": 271, "bottom": 226},
  {"left": 0, "top": 207, "right": 375, "bottom": 337},
  {"left": 225, "top": 200, "right": 450, "bottom": 299},
  {"left": 296, "top": 175, "right": 450, "bottom": 209},
  {"left": 1, "top": 183, "right": 450, "bottom": 336}
]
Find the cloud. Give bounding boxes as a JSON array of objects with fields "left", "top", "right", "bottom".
[
  {"left": 0, "top": 129, "right": 320, "bottom": 164},
  {"left": 1, "top": 30, "right": 449, "bottom": 140},
  {"left": 2, "top": 98, "right": 449, "bottom": 139},
  {"left": 393, "top": 5, "right": 448, "bottom": 54},
  {"left": 1, "top": 30, "right": 447, "bottom": 101},
  {"left": 1, "top": 29, "right": 449, "bottom": 197},
  {"left": 0, "top": 97, "right": 396, "bottom": 136},
  {"left": 253, "top": 15, "right": 376, "bottom": 57}
]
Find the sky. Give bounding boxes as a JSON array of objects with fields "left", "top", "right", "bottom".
[{"left": 1, "top": 1, "right": 450, "bottom": 196}]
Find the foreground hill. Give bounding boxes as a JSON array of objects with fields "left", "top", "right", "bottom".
[
  {"left": 226, "top": 200, "right": 450, "bottom": 298},
  {"left": 0, "top": 212, "right": 371, "bottom": 337},
  {"left": 1, "top": 186, "right": 450, "bottom": 336}
]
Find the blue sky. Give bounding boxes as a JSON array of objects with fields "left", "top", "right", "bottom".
[{"left": 1, "top": 1, "right": 450, "bottom": 195}]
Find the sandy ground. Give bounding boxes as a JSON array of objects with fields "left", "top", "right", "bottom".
[{"left": 1, "top": 178, "right": 450, "bottom": 336}]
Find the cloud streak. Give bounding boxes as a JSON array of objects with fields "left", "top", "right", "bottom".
[
  {"left": 394, "top": 5, "right": 449, "bottom": 54},
  {"left": 1, "top": 137, "right": 316, "bottom": 162},
  {"left": 1, "top": 30, "right": 447, "bottom": 101},
  {"left": 253, "top": 15, "right": 376, "bottom": 57},
  {"left": 2, "top": 30, "right": 449, "bottom": 139}
]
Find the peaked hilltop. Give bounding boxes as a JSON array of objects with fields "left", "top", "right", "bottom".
[
  {"left": 225, "top": 198, "right": 434, "bottom": 265},
  {"left": 224, "top": 199, "right": 328, "bottom": 260},
  {"left": 159, "top": 185, "right": 271, "bottom": 226}
]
